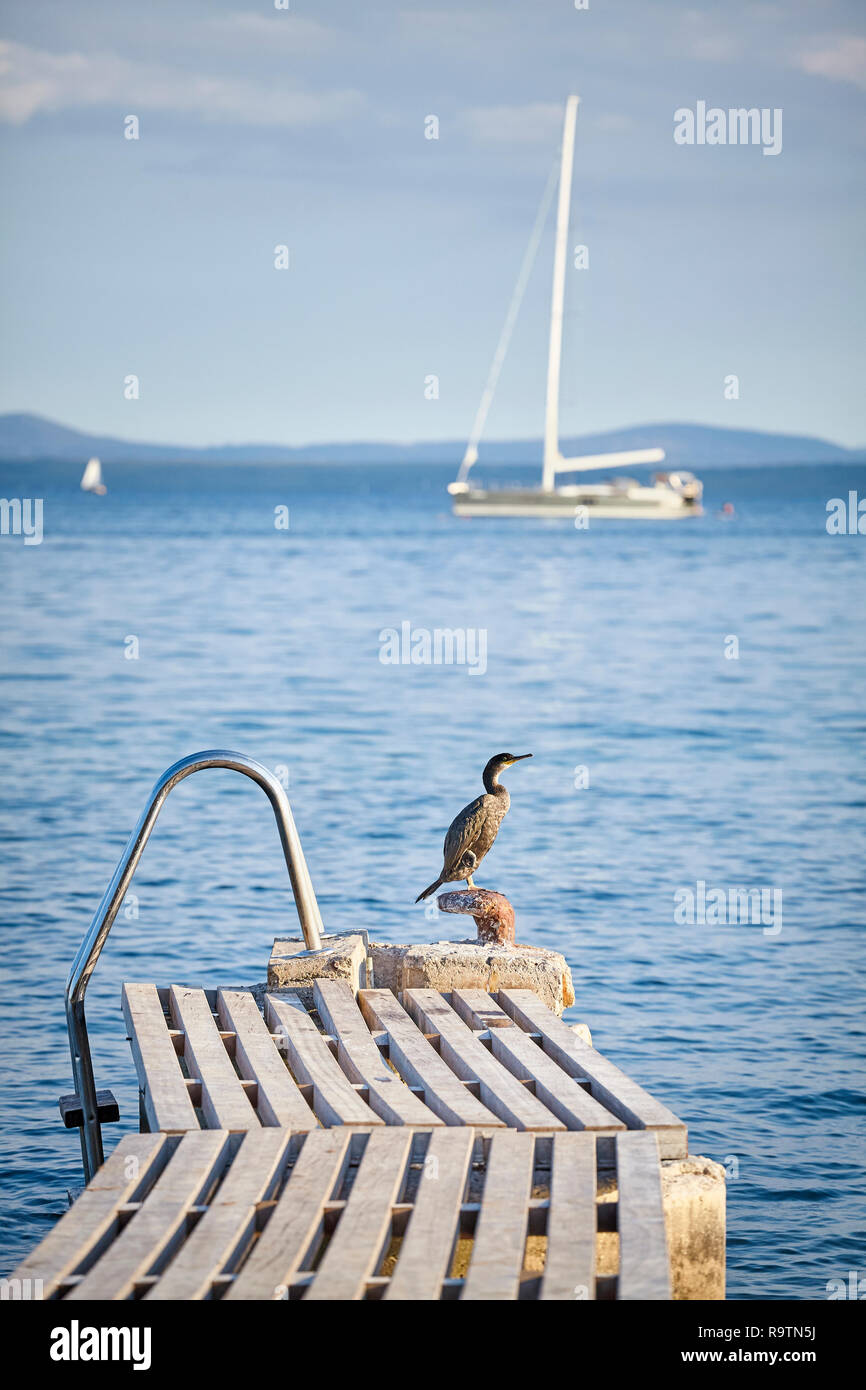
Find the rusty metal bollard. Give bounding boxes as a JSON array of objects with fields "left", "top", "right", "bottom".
[{"left": 436, "top": 888, "right": 515, "bottom": 946}]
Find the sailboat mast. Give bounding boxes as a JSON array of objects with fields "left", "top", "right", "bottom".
[{"left": 542, "top": 95, "right": 579, "bottom": 492}]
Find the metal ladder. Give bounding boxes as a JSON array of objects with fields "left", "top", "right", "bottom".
[{"left": 64, "top": 751, "right": 325, "bottom": 1181}]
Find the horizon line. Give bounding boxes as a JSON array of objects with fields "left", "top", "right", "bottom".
[{"left": 1, "top": 410, "right": 863, "bottom": 455}]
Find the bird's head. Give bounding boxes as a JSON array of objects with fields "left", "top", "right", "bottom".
[{"left": 483, "top": 752, "right": 532, "bottom": 790}]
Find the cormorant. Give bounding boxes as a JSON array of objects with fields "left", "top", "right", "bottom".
[{"left": 415, "top": 752, "right": 532, "bottom": 902}]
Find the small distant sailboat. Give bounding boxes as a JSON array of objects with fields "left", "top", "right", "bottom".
[
  {"left": 80, "top": 457, "right": 107, "bottom": 495},
  {"left": 449, "top": 96, "right": 703, "bottom": 520}
]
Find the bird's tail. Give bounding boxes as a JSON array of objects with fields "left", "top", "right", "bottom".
[{"left": 415, "top": 876, "right": 444, "bottom": 903}]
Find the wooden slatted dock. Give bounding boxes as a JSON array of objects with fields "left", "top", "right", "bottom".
[
  {"left": 120, "top": 980, "right": 687, "bottom": 1159},
  {"left": 13, "top": 977, "right": 688, "bottom": 1300},
  {"left": 12, "top": 1125, "right": 671, "bottom": 1301}
]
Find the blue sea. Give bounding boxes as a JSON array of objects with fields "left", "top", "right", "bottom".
[{"left": 0, "top": 458, "right": 864, "bottom": 1298}]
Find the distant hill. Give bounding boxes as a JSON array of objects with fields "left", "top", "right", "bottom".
[{"left": 0, "top": 412, "right": 862, "bottom": 468}]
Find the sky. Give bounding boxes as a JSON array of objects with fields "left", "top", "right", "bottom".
[{"left": 0, "top": 0, "right": 864, "bottom": 448}]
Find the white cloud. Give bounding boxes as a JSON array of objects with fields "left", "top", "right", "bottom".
[
  {"left": 207, "top": 12, "right": 335, "bottom": 54},
  {"left": 0, "top": 39, "right": 363, "bottom": 126},
  {"left": 461, "top": 102, "right": 564, "bottom": 145},
  {"left": 793, "top": 35, "right": 866, "bottom": 90}
]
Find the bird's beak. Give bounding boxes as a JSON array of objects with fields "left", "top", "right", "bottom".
[{"left": 510, "top": 754, "right": 533, "bottom": 764}]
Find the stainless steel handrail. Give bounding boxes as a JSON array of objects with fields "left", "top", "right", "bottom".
[{"left": 65, "top": 750, "right": 325, "bottom": 1181}]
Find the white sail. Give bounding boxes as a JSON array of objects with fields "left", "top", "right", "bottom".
[
  {"left": 80, "top": 457, "right": 105, "bottom": 493},
  {"left": 454, "top": 155, "right": 560, "bottom": 488}
]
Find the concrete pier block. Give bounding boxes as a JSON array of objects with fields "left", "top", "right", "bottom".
[
  {"left": 268, "top": 934, "right": 367, "bottom": 1007},
  {"left": 661, "top": 1156, "right": 727, "bottom": 1301},
  {"left": 363, "top": 943, "right": 406, "bottom": 997},
  {"left": 367, "top": 938, "right": 575, "bottom": 1015}
]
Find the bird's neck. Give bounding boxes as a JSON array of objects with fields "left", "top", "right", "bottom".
[{"left": 483, "top": 769, "right": 508, "bottom": 796}]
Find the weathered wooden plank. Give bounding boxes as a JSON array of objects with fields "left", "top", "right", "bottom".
[
  {"left": 122, "top": 983, "right": 199, "bottom": 1133},
  {"left": 385, "top": 1128, "right": 474, "bottom": 1300},
  {"left": 8, "top": 1133, "right": 170, "bottom": 1298},
  {"left": 216, "top": 989, "right": 316, "bottom": 1131},
  {"left": 405, "top": 989, "right": 566, "bottom": 1132},
  {"left": 226, "top": 1128, "right": 353, "bottom": 1300},
  {"left": 452, "top": 989, "right": 626, "bottom": 1136},
  {"left": 145, "top": 1128, "right": 292, "bottom": 1300},
  {"left": 265, "top": 993, "right": 382, "bottom": 1127},
  {"left": 358, "top": 989, "right": 504, "bottom": 1128},
  {"left": 312, "top": 979, "right": 442, "bottom": 1127},
  {"left": 67, "top": 1130, "right": 231, "bottom": 1300},
  {"left": 461, "top": 1131, "right": 534, "bottom": 1301},
  {"left": 539, "top": 1132, "right": 597, "bottom": 1300},
  {"left": 169, "top": 986, "right": 259, "bottom": 1132},
  {"left": 449, "top": 991, "right": 516, "bottom": 1032},
  {"left": 305, "top": 1128, "right": 413, "bottom": 1300},
  {"left": 616, "top": 1131, "right": 671, "bottom": 1300},
  {"left": 498, "top": 989, "right": 688, "bottom": 1158}
]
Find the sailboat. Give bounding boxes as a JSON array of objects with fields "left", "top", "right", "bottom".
[
  {"left": 448, "top": 96, "right": 703, "bottom": 520},
  {"left": 80, "top": 457, "right": 107, "bottom": 495}
]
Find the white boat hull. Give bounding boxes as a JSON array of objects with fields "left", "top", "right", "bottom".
[{"left": 452, "top": 482, "right": 703, "bottom": 520}]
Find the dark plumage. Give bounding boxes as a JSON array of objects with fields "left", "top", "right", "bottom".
[{"left": 415, "top": 753, "right": 532, "bottom": 901}]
